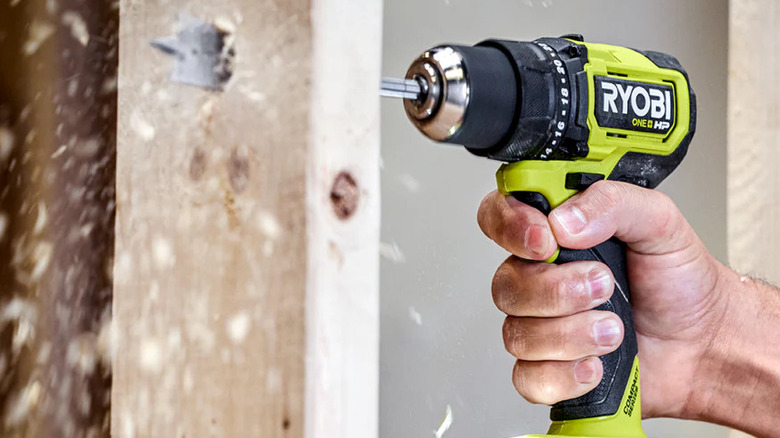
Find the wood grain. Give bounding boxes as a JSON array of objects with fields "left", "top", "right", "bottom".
[
  {"left": 304, "top": 0, "right": 382, "bottom": 436},
  {"left": 114, "top": 2, "right": 310, "bottom": 437},
  {"left": 114, "top": 0, "right": 381, "bottom": 437},
  {"left": 728, "top": 0, "right": 780, "bottom": 283}
]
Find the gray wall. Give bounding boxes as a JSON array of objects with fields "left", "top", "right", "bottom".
[{"left": 380, "top": 1, "right": 728, "bottom": 437}]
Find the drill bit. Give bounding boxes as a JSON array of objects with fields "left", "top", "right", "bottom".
[{"left": 380, "top": 77, "right": 423, "bottom": 100}]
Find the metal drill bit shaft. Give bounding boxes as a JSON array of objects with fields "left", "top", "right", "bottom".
[{"left": 380, "top": 77, "right": 423, "bottom": 100}]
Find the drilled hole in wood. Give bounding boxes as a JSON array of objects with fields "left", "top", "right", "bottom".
[{"left": 330, "top": 171, "right": 359, "bottom": 220}]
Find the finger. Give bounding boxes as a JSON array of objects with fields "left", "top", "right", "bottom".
[
  {"left": 548, "top": 180, "right": 697, "bottom": 255},
  {"left": 477, "top": 190, "right": 557, "bottom": 260},
  {"left": 492, "top": 257, "right": 613, "bottom": 317},
  {"left": 503, "top": 311, "right": 623, "bottom": 361},
  {"left": 512, "top": 357, "right": 603, "bottom": 405}
]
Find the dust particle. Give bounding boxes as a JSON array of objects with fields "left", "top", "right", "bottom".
[
  {"left": 67, "top": 78, "right": 79, "bottom": 97},
  {"left": 397, "top": 173, "right": 421, "bottom": 193},
  {"left": 22, "top": 20, "right": 55, "bottom": 55},
  {"left": 32, "top": 201, "right": 47, "bottom": 235},
  {"left": 227, "top": 312, "right": 251, "bottom": 344},
  {"left": 152, "top": 237, "right": 175, "bottom": 269},
  {"left": 2, "top": 298, "right": 38, "bottom": 354},
  {"left": 139, "top": 338, "right": 162, "bottom": 373},
  {"left": 29, "top": 241, "right": 53, "bottom": 282},
  {"left": 62, "top": 11, "right": 90, "bottom": 46},
  {"left": 4, "top": 381, "right": 42, "bottom": 427},
  {"left": 380, "top": 241, "right": 406, "bottom": 264},
  {"left": 0, "top": 213, "right": 8, "bottom": 242},
  {"left": 66, "top": 334, "right": 98, "bottom": 375},
  {"left": 0, "top": 127, "right": 14, "bottom": 164},
  {"left": 101, "top": 76, "right": 118, "bottom": 94},
  {"left": 131, "top": 111, "right": 155, "bottom": 141},
  {"left": 256, "top": 211, "right": 281, "bottom": 240},
  {"left": 408, "top": 307, "right": 422, "bottom": 326},
  {"left": 51, "top": 145, "right": 67, "bottom": 158},
  {"left": 434, "top": 404, "right": 453, "bottom": 438}
]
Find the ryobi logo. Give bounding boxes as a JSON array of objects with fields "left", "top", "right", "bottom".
[{"left": 594, "top": 76, "right": 676, "bottom": 135}]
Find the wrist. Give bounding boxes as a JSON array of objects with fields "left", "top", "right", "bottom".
[{"left": 683, "top": 264, "right": 780, "bottom": 436}]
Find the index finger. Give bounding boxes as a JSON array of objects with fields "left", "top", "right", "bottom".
[{"left": 477, "top": 190, "right": 557, "bottom": 260}]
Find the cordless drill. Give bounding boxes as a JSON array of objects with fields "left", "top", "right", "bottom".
[{"left": 380, "top": 35, "right": 696, "bottom": 438}]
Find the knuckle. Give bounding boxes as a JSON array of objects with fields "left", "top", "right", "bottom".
[
  {"left": 649, "top": 191, "right": 681, "bottom": 239},
  {"left": 545, "top": 276, "right": 572, "bottom": 315},
  {"left": 503, "top": 318, "right": 528, "bottom": 357},
  {"left": 546, "top": 323, "right": 570, "bottom": 359},
  {"left": 476, "top": 193, "right": 495, "bottom": 233},
  {"left": 502, "top": 318, "right": 514, "bottom": 347},
  {"left": 511, "top": 361, "right": 528, "bottom": 397},
  {"left": 491, "top": 261, "right": 515, "bottom": 312},
  {"left": 588, "top": 180, "right": 622, "bottom": 210},
  {"left": 495, "top": 207, "right": 516, "bottom": 244},
  {"left": 515, "top": 363, "right": 562, "bottom": 405},
  {"left": 543, "top": 266, "right": 592, "bottom": 316},
  {"left": 585, "top": 181, "right": 640, "bottom": 222}
]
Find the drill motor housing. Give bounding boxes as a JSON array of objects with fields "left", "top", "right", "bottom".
[{"left": 403, "top": 35, "right": 696, "bottom": 208}]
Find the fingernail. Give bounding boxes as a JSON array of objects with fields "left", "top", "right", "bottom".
[
  {"left": 551, "top": 206, "right": 587, "bottom": 235},
  {"left": 574, "top": 358, "right": 598, "bottom": 384},
  {"left": 524, "top": 224, "right": 550, "bottom": 256},
  {"left": 594, "top": 318, "right": 621, "bottom": 347},
  {"left": 588, "top": 269, "right": 612, "bottom": 302}
]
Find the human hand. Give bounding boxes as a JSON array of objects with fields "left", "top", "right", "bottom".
[{"left": 477, "top": 181, "right": 729, "bottom": 419}]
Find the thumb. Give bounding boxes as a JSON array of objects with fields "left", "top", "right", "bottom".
[{"left": 548, "top": 180, "right": 696, "bottom": 255}]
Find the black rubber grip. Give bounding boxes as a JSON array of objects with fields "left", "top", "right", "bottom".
[{"left": 513, "top": 192, "right": 638, "bottom": 421}]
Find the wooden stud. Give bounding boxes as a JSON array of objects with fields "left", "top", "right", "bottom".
[
  {"left": 0, "top": 2, "right": 117, "bottom": 436},
  {"left": 728, "top": 1, "right": 778, "bottom": 437},
  {"left": 113, "top": 0, "right": 380, "bottom": 437}
]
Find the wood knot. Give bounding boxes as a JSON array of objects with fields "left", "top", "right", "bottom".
[{"left": 330, "top": 171, "right": 359, "bottom": 220}]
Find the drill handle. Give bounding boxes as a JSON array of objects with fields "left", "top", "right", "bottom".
[
  {"left": 512, "top": 192, "right": 640, "bottom": 422},
  {"left": 551, "top": 240, "right": 639, "bottom": 421}
]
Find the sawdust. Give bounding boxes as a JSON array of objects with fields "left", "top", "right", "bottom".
[
  {"left": 130, "top": 111, "right": 155, "bottom": 141},
  {"left": 408, "top": 307, "right": 422, "bottom": 326},
  {"left": 62, "top": 11, "right": 89, "bottom": 46},
  {"left": 434, "top": 404, "right": 453, "bottom": 438},
  {"left": 226, "top": 312, "right": 251, "bottom": 344},
  {"left": 22, "top": 20, "right": 55, "bottom": 55},
  {"left": 380, "top": 241, "right": 406, "bottom": 263},
  {"left": 0, "top": 127, "right": 14, "bottom": 164}
]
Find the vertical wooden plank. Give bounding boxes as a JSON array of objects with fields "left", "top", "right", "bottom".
[
  {"left": 305, "top": 0, "right": 382, "bottom": 436},
  {"left": 728, "top": 1, "right": 778, "bottom": 437},
  {"left": 114, "top": 0, "right": 380, "bottom": 437},
  {"left": 728, "top": 0, "right": 780, "bottom": 281},
  {"left": 113, "top": 2, "right": 310, "bottom": 437},
  {"left": 0, "top": 1, "right": 117, "bottom": 437}
]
